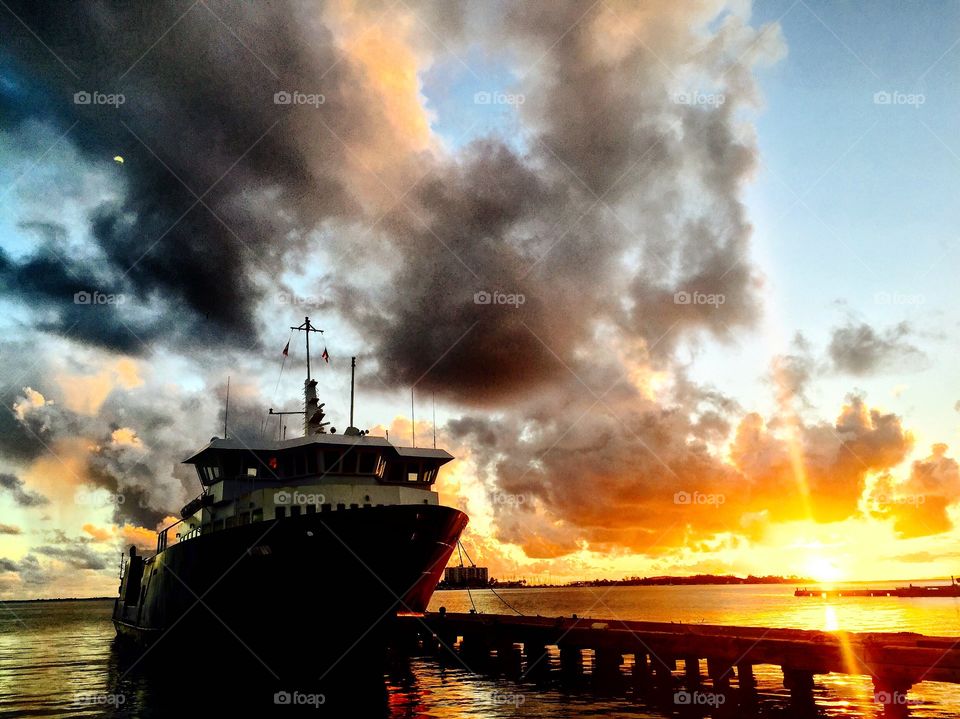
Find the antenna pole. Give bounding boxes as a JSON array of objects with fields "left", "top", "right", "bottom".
[
  {"left": 224, "top": 376, "right": 230, "bottom": 438},
  {"left": 411, "top": 388, "right": 415, "bottom": 448},
  {"left": 349, "top": 357, "right": 356, "bottom": 428},
  {"left": 433, "top": 392, "right": 437, "bottom": 449},
  {"left": 305, "top": 317, "right": 311, "bottom": 380},
  {"left": 290, "top": 316, "right": 323, "bottom": 382}
]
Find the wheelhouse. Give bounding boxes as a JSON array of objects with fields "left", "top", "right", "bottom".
[{"left": 164, "top": 434, "right": 454, "bottom": 548}]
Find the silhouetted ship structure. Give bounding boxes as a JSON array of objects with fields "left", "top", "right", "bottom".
[
  {"left": 112, "top": 317, "right": 468, "bottom": 673},
  {"left": 795, "top": 577, "right": 960, "bottom": 598}
]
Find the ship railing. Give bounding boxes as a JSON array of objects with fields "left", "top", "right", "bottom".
[{"left": 155, "top": 517, "right": 184, "bottom": 555}]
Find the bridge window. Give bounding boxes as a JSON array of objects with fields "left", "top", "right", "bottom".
[
  {"left": 275, "top": 506, "right": 286, "bottom": 520},
  {"left": 294, "top": 453, "right": 306, "bottom": 476},
  {"left": 336, "top": 502, "right": 345, "bottom": 511},
  {"left": 375, "top": 456, "right": 386, "bottom": 478},
  {"left": 321, "top": 503, "right": 331, "bottom": 512},
  {"left": 239, "top": 512, "right": 250, "bottom": 526},
  {"left": 407, "top": 462, "right": 420, "bottom": 482},
  {"left": 323, "top": 450, "right": 342, "bottom": 473},
  {"left": 338, "top": 452, "right": 353, "bottom": 474},
  {"left": 307, "top": 451, "right": 318, "bottom": 475},
  {"left": 246, "top": 466, "right": 257, "bottom": 478},
  {"left": 357, "top": 452, "right": 376, "bottom": 474},
  {"left": 306, "top": 504, "right": 316, "bottom": 514},
  {"left": 252, "top": 509, "right": 263, "bottom": 523},
  {"left": 290, "top": 505, "right": 302, "bottom": 517}
]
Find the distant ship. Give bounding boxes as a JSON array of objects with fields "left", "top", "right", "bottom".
[
  {"left": 112, "top": 317, "right": 468, "bottom": 673},
  {"left": 795, "top": 577, "right": 960, "bottom": 598}
]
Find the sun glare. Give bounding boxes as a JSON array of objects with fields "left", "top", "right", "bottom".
[{"left": 806, "top": 556, "right": 844, "bottom": 584}]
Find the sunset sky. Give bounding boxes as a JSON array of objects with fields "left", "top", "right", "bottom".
[{"left": 1, "top": 0, "right": 960, "bottom": 599}]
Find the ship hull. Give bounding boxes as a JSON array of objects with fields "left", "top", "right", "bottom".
[{"left": 112, "top": 504, "right": 467, "bottom": 678}]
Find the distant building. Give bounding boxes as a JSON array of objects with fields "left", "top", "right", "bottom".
[{"left": 444, "top": 565, "right": 489, "bottom": 588}]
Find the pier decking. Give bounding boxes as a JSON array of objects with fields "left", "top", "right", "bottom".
[{"left": 392, "top": 611, "right": 960, "bottom": 716}]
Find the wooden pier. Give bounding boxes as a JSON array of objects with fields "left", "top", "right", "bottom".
[{"left": 391, "top": 611, "right": 960, "bottom": 716}]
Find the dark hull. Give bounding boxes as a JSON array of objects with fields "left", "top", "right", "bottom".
[{"left": 112, "top": 504, "right": 467, "bottom": 678}]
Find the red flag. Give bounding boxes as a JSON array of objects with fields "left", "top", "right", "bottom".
[
  {"left": 282, "top": 341, "right": 289, "bottom": 357},
  {"left": 321, "top": 347, "right": 329, "bottom": 363}
]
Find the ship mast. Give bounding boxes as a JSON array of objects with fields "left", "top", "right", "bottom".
[{"left": 291, "top": 316, "right": 327, "bottom": 436}]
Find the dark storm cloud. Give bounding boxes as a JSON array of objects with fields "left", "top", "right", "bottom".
[
  {"left": 0, "top": 524, "right": 21, "bottom": 535},
  {"left": 35, "top": 543, "right": 110, "bottom": 570},
  {"left": 0, "top": 0, "right": 379, "bottom": 353},
  {"left": 0, "top": 472, "right": 49, "bottom": 507},
  {"left": 828, "top": 320, "right": 924, "bottom": 375},
  {"left": 338, "top": 2, "right": 777, "bottom": 403}
]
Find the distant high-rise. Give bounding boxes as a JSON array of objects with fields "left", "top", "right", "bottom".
[{"left": 444, "top": 565, "right": 489, "bottom": 587}]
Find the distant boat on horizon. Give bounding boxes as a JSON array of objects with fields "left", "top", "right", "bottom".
[{"left": 795, "top": 576, "right": 960, "bottom": 598}]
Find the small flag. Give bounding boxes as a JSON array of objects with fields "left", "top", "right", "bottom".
[
  {"left": 282, "top": 341, "right": 289, "bottom": 357},
  {"left": 321, "top": 347, "right": 329, "bottom": 363}
]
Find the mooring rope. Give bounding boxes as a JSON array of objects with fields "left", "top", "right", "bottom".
[{"left": 456, "top": 539, "right": 523, "bottom": 616}]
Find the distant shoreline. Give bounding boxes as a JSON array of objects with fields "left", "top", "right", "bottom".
[
  {"left": 0, "top": 596, "right": 114, "bottom": 603},
  {"left": 438, "top": 575, "right": 815, "bottom": 590}
]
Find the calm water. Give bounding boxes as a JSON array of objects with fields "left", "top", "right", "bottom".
[{"left": 1, "top": 585, "right": 958, "bottom": 717}]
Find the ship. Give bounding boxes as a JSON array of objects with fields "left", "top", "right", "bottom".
[
  {"left": 795, "top": 576, "right": 960, "bottom": 598},
  {"left": 112, "top": 317, "right": 468, "bottom": 677}
]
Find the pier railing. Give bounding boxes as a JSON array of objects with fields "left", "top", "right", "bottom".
[{"left": 393, "top": 611, "right": 960, "bottom": 716}]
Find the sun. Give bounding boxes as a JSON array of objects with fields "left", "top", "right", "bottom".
[{"left": 806, "top": 555, "right": 844, "bottom": 584}]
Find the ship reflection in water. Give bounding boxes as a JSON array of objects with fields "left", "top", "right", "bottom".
[{"left": 3, "top": 586, "right": 960, "bottom": 718}]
